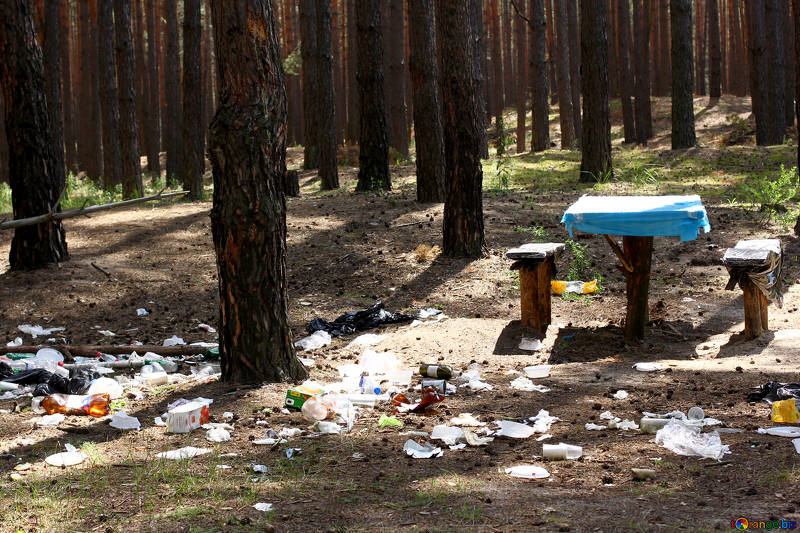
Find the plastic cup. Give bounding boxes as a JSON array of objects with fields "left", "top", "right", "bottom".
[
  {"left": 639, "top": 417, "right": 671, "bottom": 434},
  {"left": 542, "top": 442, "right": 582, "bottom": 460}
]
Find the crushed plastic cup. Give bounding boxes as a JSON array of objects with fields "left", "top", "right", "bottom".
[
  {"left": 494, "top": 420, "right": 536, "bottom": 439},
  {"left": 510, "top": 377, "right": 550, "bottom": 392},
  {"left": 542, "top": 442, "right": 583, "bottom": 460},
  {"left": 109, "top": 412, "right": 141, "bottom": 430},
  {"left": 632, "top": 362, "right": 662, "bottom": 372},
  {"left": 430, "top": 425, "right": 464, "bottom": 446},
  {"left": 206, "top": 426, "right": 231, "bottom": 442},
  {"left": 504, "top": 465, "right": 550, "bottom": 479},
  {"left": 639, "top": 417, "right": 671, "bottom": 434},
  {"left": 312, "top": 421, "right": 341, "bottom": 434},
  {"left": 403, "top": 439, "right": 443, "bottom": 459},
  {"left": 523, "top": 365, "right": 551, "bottom": 379},
  {"left": 687, "top": 406, "right": 705, "bottom": 421},
  {"left": 87, "top": 377, "right": 124, "bottom": 399}
]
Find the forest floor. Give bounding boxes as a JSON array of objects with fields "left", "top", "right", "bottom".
[{"left": 1, "top": 96, "right": 800, "bottom": 532}]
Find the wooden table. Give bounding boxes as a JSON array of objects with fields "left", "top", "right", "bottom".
[{"left": 561, "top": 195, "right": 711, "bottom": 342}]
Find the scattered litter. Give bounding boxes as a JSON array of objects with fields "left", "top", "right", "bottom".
[
  {"left": 449, "top": 443, "right": 466, "bottom": 450},
  {"left": 681, "top": 297, "right": 696, "bottom": 302},
  {"left": 216, "top": 465, "right": 232, "bottom": 469},
  {"left": 294, "top": 330, "right": 332, "bottom": 352},
  {"left": 298, "top": 357, "right": 315, "bottom": 367},
  {"left": 285, "top": 448, "right": 301, "bottom": 459},
  {"left": 45, "top": 444, "right": 87, "bottom": 467},
  {"left": 136, "top": 308, "right": 149, "bottom": 316},
  {"left": 163, "top": 335, "right": 186, "bottom": 347},
  {"left": 494, "top": 420, "right": 536, "bottom": 439},
  {"left": 631, "top": 468, "right": 656, "bottom": 481},
  {"left": 609, "top": 419, "right": 639, "bottom": 431},
  {"left": 253, "top": 503, "right": 273, "bottom": 512},
  {"left": 312, "top": 421, "right": 341, "bottom": 434},
  {"left": 757, "top": 427, "right": 800, "bottom": 437},
  {"left": 279, "top": 428, "right": 302, "bottom": 438},
  {"left": 749, "top": 382, "right": 800, "bottom": 404},
  {"left": 154, "top": 416, "right": 166, "bottom": 426},
  {"left": 585, "top": 423, "right": 606, "bottom": 431},
  {"left": 519, "top": 338, "right": 543, "bottom": 351},
  {"left": 510, "top": 377, "right": 550, "bottom": 392},
  {"left": 542, "top": 442, "right": 582, "bottom": 460},
  {"left": 30, "top": 413, "right": 65, "bottom": 427},
  {"left": 417, "top": 308, "right": 443, "bottom": 319},
  {"left": 450, "top": 413, "right": 485, "bottom": 427},
  {"left": 345, "top": 334, "right": 385, "bottom": 349},
  {"left": 403, "top": 439, "right": 443, "bottom": 459},
  {"left": 632, "top": 362, "right": 662, "bottom": 372},
  {"left": 206, "top": 426, "right": 231, "bottom": 442},
  {"left": 523, "top": 365, "right": 551, "bottom": 378},
  {"left": 87, "top": 377, "right": 124, "bottom": 399},
  {"left": 156, "top": 447, "right": 212, "bottom": 460},
  {"left": 18, "top": 324, "right": 65, "bottom": 338},
  {"left": 166, "top": 401, "right": 211, "bottom": 433},
  {"left": 504, "top": 465, "right": 550, "bottom": 479},
  {"left": 222, "top": 411, "right": 234, "bottom": 421},
  {"left": 392, "top": 388, "right": 444, "bottom": 413},
  {"left": 430, "top": 425, "right": 464, "bottom": 446},
  {"left": 771, "top": 399, "right": 799, "bottom": 423},
  {"left": 378, "top": 414, "right": 403, "bottom": 428},
  {"left": 109, "top": 412, "right": 140, "bottom": 430},
  {"left": 352, "top": 452, "right": 366, "bottom": 461},
  {"left": 252, "top": 464, "right": 268, "bottom": 473},
  {"left": 463, "top": 430, "right": 494, "bottom": 446},
  {"left": 529, "top": 410, "right": 559, "bottom": 433},
  {"left": 793, "top": 439, "right": 800, "bottom": 454},
  {"left": 306, "top": 301, "right": 415, "bottom": 337},
  {"left": 613, "top": 390, "right": 629, "bottom": 400},
  {"left": 359, "top": 350, "right": 400, "bottom": 375},
  {"left": 654, "top": 420, "right": 730, "bottom": 461},
  {"left": 7, "top": 337, "right": 22, "bottom": 347},
  {"left": 551, "top": 279, "right": 598, "bottom": 295},
  {"left": 98, "top": 330, "right": 116, "bottom": 337},
  {"left": 687, "top": 406, "right": 705, "bottom": 420},
  {"left": 536, "top": 434, "right": 552, "bottom": 441},
  {"left": 197, "top": 323, "right": 216, "bottom": 333},
  {"left": 640, "top": 418, "right": 671, "bottom": 433}
]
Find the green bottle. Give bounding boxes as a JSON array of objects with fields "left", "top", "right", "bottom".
[{"left": 418, "top": 364, "right": 453, "bottom": 379}]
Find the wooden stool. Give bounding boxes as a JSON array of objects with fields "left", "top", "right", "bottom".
[
  {"left": 506, "top": 243, "right": 565, "bottom": 338},
  {"left": 722, "top": 239, "right": 782, "bottom": 340}
]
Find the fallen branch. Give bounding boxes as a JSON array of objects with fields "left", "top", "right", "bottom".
[
  {"left": 0, "top": 190, "right": 190, "bottom": 231},
  {"left": 0, "top": 344, "right": 213, "bottom": 357},
  {"left": 91, "top": 262, "right": 111, "bottom": 277},
  {"left": 396, "top": 221, "right": 424, "bottom": 228}
]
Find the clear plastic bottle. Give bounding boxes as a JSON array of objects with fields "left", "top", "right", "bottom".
[
  {"left": 96, "top": 352, "right": 118, "bottom": 363},
  {"left": 359, "top": 376, "right": 381, "bottom": 395},
  {"left": 301, "top": 397, "right": 333, "bottom": 422}
]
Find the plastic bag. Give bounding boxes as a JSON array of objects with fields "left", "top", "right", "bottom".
[
  {"left": 294, "top": 330, "right": 332, "bottom": 351},
  {"left": 749, "top": 382, "right": 800, "bottom": 405},
  {"left": 551, "top": 279, "right": 598, "bottom": 295},
  {"left": 654, "top": 420, "right": 730, "bottom": 461},
  {"left": 305, "top": 301, "right": 415, "bottom": 336},
  {"left": 771, "top": 399, "right": 800, "bottom": 423}
]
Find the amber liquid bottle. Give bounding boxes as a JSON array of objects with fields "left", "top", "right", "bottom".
[{"left": 41, "top": 393, "right": 111, "bottom": 417}]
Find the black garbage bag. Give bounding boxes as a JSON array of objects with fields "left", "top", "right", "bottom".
[
  {"left": 0, "top": 362, "right": 93, "bottom": 395},
  {"left": 306, "top": 301, "right": 415, "bottom": 337},
  {"left": 748, "top": 382, "right": 800, "bottom": 404}
]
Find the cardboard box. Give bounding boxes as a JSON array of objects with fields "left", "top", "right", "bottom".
[{"left": 285, "top": 383, "right": 325, "bottom": 409}]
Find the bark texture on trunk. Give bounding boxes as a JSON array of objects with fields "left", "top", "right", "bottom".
[
  {"left": 617, "top": 0, "right": 635, "bottom": 144},
  {"left": 634, "top": 0, "right": 652, "bottom": 143},
  {"left": 355, "top": 0, "right": 390, "bottom": 191},
  {"left": 182, "top": 0, "right": 204, "bottom": 199},
  {"left": 708, "top": 0, "right": 721, "bottom": 97},
  {"left": 209, "top": 0, "right": 308, "bottom": 384},
  {"left": 784, "top": 1, "right": 795, "bottom": 126},
  {"left": 388, "top": 0, "right": 409, "bottom": 157},
  {"left": 43, "top": 0, "right": 65, "bottom": 174},
  {"left": 747, "top": 0, "right": 769, "bottom": 145},
  {"left": 503, "top": 0, "right": 514, "bottom": 105},
  {"left": 765, "top": 0, "right": 786, "bottom": 144},
  {"left": 114, "top": 0, "right": 143, "bottom": 199},
  {"left": 554, "top": 0, "right": 574, "bottom": 148},
  {"left": 0, "top": 0, "right": 69, "bottom": 269},
  {"left": 145, "top": 0, "right": 161, "bottom": 174},
  {"left": 515, "top": 0, "right": 527, "bottom": 153},
  {"left": 566, "top": 0, "right": 581, "bottom": 146},
  {"left": 345, "top": 0, "right": 359, "bottom": 143},
  {"left": 436, "top": 0, "right": 485, "bottom": 258},
  {"left": 529, "top": 0, "right": 550, "bottom": 151},
  {"left": 490, "top": 0, "right": 504, "bottom": 132},
  {"left": 408, "top": 0, "right": 445, "bottom": 203},
  {"left": 164, "top": 0, "right": 182, "bottom": 184},
  {"left": 58, "top": 0, "right": 76, "bottom": 171},
  {"left": 98, "top": 0, "right": 122, "bottom": 189},
  {"left": 316, "top": 0, "right": 339, "bottom": 189},
  {"left": 670, "top": 0, "right": 696, "bottom": 149},
  {"left": 579, "top": 0, "right": 612, "bottom": 182},
  {"left": 695, "top": 0, "right": 706, "bottom": 95},
  {"left": 471, "top": 0, "right": 489, "bottom": 157},
  {"left": 299, "top": 0, "right": 319, "bottom": 169},
  {"left": 794, "top": 0, "right": 800, "bottom": 236}
]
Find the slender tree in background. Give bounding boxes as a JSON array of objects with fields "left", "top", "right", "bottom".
[
  {"left": 58, "top": 0, "right": 76, "bottom": 171},
  {"left": 503, "top": 0, "right": 514, "bottom": 105},
  {"left": 607, "top": 0, "right": 618, "bottom": 98},
  {"left": 131, "top": 0, "right": 148, "bottom": 174},
  {"left": 490, "top": 0, "right": 504, "bottom": 134},
  {"left": 793, "top": 0, "right": 800, "bottom": 236},
  {"left": 114, "top": 0, "right": 143, "bottom": 198},
  {"left": 765, "top": 0, "right": 786, "bottom": 144},
  {"left": 470, "top": 0, "right": 489, "bottom": 158},
  {"left": 316, "top": 0, "right": 339, "bottom": 189},
  {"left": 579, "top": 0, "right": 611, "bottom": 182},
  {"left": 529, "top": 0, "right": 550, "bottom": 151},
  {"left": 299, "top": 0, "right": 319, "bottom": 169},
  {"left": 43, "top": 0, "right": 65, "bottom": 173},
  {"left": 388, "top": 0, "right": 409, "bottom": 157},
  {"left": 514, "top": 0, "right": 527, "bottom": 153},
  {"left": 554, "top": 0, "right": 574, "bottom": 149},
  {"left": 0, "top": 0, "right": 69, "bottom": 269},
  {"left": 209, "top": 0, "right": 307, "bottom": 384},
  {"left": 708, "top": 0, "right": 721, "bottom": 98},
  {"left": 747, "top": 0, "right": 769, "bottom": 145},
  {"left": 783, "top": 1, "right": 795, "bottom": 127},
  {"left": 346, "top": 0, "right": 359, "bottom": 143},
  {"left": 355, "top": 0, "right": 390, "bottom": 191},
  {"left": 545, "top": 0, "right": 556, "bottom": 104},
  {"left": 616, "top": 0, "right": 634, "bottom": 144},
  {"left": 164, "top": 0, "right": 182, "bottom": 184},
  {"left": 633, "top": 0, "right": 652, "bottom": 143},
  {"left": 408, "top": 0, "right": 445, "bottom": 202},
  {"left": 670, "top": 0, "right": 696, "bottom": 149},
  {"left": 566, "top": 0, "right": 580, "bottom": 146},
  {"left": 696, "top": 0, "right": 706, "bottom": 95},
  {"left": 181, "top": 0, "right": 204, "bottom": 199},
  {"left": 145, "top": 0, "right": 161, "bottom": 174},
  {"left": 0, "top": 92, "right": 7, "bottom": 183},
  {"left": 98, "top": 0, "right": 122, "bottom": 189},
  {"left": 437, "top": 0, "right": 485, "bottom": 257},
  {"left": 332, "top": 0, "right": 344, "bottom": 144}
]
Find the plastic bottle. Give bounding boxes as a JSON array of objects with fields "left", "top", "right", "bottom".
[
  {"left": 6, "top": 360, "right": 36, "bottom": 372},
  {"left": 148, "top": 358, "right": 178, "bottom": 373},
  {"left": 301, "top": 397, "right": 333, "bottom": 422},
  {"left": 41, "top": 393, "right": 110, "bottom": 417},
  {"left": 418, "top": 364, "right": 453, "bottom": 379},
  {"left": 35, "top": 348, "right": 64, "bottom": 365},
  {"left": 96, "top": 352, "right": 118, "bottom": 363},
  {"left": 5, "top": 353, "right": 35, "bottom": 360},
  {"left": 359, "top": 376, "right": 381, "bottom": 395}
]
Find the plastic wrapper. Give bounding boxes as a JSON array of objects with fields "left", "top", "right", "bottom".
[{"left": 654, "top": 420, "right": 730, "bottom": 461}]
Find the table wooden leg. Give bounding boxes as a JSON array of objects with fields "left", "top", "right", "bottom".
[
  {"left": 623, "top": 236, "right": 653, "bottom": 342},
  {"left": 519, "top": 260, "right": 551, "bottom": 338},
  {"left": 742, "top": 276, "right": 766, "bottom": 339}
]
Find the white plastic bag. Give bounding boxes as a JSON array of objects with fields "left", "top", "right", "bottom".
[
  {"left": 654, "top": 420, "right": 730, "bottom": 461},
  {"left": 403, "top": 439, "right": 443, "bottom": 458},
  {"left": 110, "top": 412, "right": 141, "bottom": 430},
  {"left": 430, "top": 425, "right": 464, "bottom": 446},
  {"left": 294, "top": 330, "right": 332, "bottom": 351}
]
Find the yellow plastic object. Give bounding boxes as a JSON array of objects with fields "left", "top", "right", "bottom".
[
  {"left": 771, "top": 399, "right": 800, "bottom": 423},
  {"left": 551, "top": 279, "right": 598, "bottom": 295}
]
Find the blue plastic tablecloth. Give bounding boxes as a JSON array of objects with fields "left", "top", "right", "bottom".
[{"left": 561, "top": 195, "right": 711, "bottom": 242}]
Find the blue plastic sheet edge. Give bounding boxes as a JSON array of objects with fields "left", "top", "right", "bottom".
[{"left": 561, "top": 206, "right": 711, "bottom": 242}]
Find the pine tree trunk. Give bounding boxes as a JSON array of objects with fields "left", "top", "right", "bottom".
[
  {"left": 490, "top": 0, "right": 504, "bottom": 134},
  {"left": 765, "top": 0, "right": 786, "bottom": 144},
  {"left": 670, "top": 0, "right": 696, "bottom": 149},
  {"left": 355, "top": 0, "right": 390, "bottom": 191},
  {"left": 579, "top": 0, "right": 612, "bottom": 182},
  {"left": 181, "top": 0, "right": 203, "bottom": 199},
  {"left": 208, "top": 0, "right": 307, "bottom": 384},
  {"left": 299, "top": 0, "right": 319, "bottom": 169},
  {"left": 79, "top": 0, "right": 103, "bottom": 181},
  {"left": 784, "top": 1, "right": 795, "bottom": 126},
  {"left": 747, "top": 0, "right": 769, "bottom": 145},
  {"left": 145, "top": 0, "right": 161, "bottom": 174},
  {"left": 471, "top": 0, "right": 489, "bottom": 157},
  {"left": 98, "top": 0, "right": 122, "bottom": 189},
  {"left": 708, "top": 0, "right": 721, "bottom": 97},
  {"left": 545, "top": 0, "right": 557, "bottom": 104},
  {"left": 566, "top": 0, "right": 581, "bottom": 146},
  {"left": 617, "top": 0, "right": 634, "bottom": 144},
  {"left": 0, "top": 93, "right": 7, "bottom": 183},
  {"left": 0, "top": 0, "right": 69, "bottom": 269},
  {"left": 386, "top": 0, "right": 409, "bottom": 158},
  {"left": 345, "top": 0, "right": 359, "bottom": 144},
  {"left": 554, "top": 0, "right": 575, "bottom": 148},
  {"left": 503, "top": 0, "right": 514, "bottom": 105},
  {"left": 164, "top": 0, "right": 182, "bottom": 185},
  {"left": 332, "top": 0, "right": 344, "bottom": 145},
  {"left": 515, "top": 0, "right": 527, "bottom": 153},
  {"left": 437, "top": 0, "right": 485, "bottom": 258},
  {"left": 634, "top": 0, "right": 652, "bottom": 143},
  {"left": 408, "top": 0, "right": 445, "bottom": 202},
  {"left": 58, "top": 0, "right": 76, "bottom": 172},
  {"left": 660, "top": 0, "right": 671, "bottom": 95},
  {"left": 720, "top": 0, "right": 728, "bottom": 93},
  {"left": 696, "top": 0, "right": 706, "bottom": 95},
  {"left": 794, "top": 0, "right": 800, "bottom": 235},
  {"left": 132, "top": 0, "right": 150, "bottom": 175},
  {"left": 43, "top": 0, "right": 65, "bottom": 175},
  {"left": 529, "top": 0, "right": 550, "bottom": 151},
  {"left": 283, "top": 2, "right": 302, "bottom": 146},
  {"left": 114, "top": 0, "right": 143, "bottom": 199},
  {"left": 606, "top": 0, "right": 618, "bottom": 98},
  {"left": 316, "top": 0, "right": 339, "bottom": 189}
]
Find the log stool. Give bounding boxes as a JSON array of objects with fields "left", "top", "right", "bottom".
[
  {"left": 506, "top": 243, "right": 565, "bottom": 338},
  {"left": 722, "top": 239, "right": 782, "bottom": 340}
]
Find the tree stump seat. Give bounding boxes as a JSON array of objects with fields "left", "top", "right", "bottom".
[
  {"left": 506, "top": 243, "right": 565, "bottom": 338},
  {"left": 722, "top": 239, "right": 782, "bottom": 340}
]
